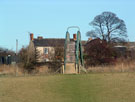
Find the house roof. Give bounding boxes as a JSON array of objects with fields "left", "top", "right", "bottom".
[
  {"left": 33, "top": 39, "right": 65, "bottom": 47},
  {"left": 84, "top": 38, "right": 105, "bottom": 46},
  {"left": 33, "top": 38, "right": 87, "bottom": 47}
]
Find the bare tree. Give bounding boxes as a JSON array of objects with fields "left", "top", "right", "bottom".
[
  {"left": 87, "top": 11, "right": 127, "bottom": 42},
  {"left": 18, "top": 46, "right": 39, "bottom": 72}
]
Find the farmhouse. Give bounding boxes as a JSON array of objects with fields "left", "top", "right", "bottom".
[{"left": 28, "top": 33, "right": 87, "bottom": 63}]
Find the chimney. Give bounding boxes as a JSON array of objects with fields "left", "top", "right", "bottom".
[
  {"left": 88, "top": 37, "right": 92, "bottom": 41},
  {"left": 73, "top": 34, "right": 77, "bottom": 41},
  {"left": 37, "top": 36, "right": 43, "bottom": 40},
  {"left": 30, "top": 33, "right": 34, "bottom": 41}
]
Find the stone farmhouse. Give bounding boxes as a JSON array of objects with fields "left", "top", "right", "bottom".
[{"left": 28, "top": 33, "right": 87, "bottom": 62}]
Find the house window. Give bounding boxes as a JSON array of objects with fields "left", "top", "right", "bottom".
[{"left": 44, "top": 48, "right": 48, "bottom": 54}]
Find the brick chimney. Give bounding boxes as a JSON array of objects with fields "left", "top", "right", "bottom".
[
  {"left": 88, "top": 37, "right": 92, "bottom": 41},
  {"left": 73, "top": 34, "right": 77, "bottom": 41},
  {"left": 30, "top": 33, "right": 34, "bottom": 41}
]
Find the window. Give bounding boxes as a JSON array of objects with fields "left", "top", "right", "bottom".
[{"left": 44, "top": 48, "right": 48, "bottom": 54}]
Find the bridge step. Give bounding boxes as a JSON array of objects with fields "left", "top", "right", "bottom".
[{"left": 64, "top": 63, "right": 76, "bottom": 74}]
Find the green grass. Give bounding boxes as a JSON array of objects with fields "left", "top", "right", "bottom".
[{"left": 0, "top": 73, "right": 135, "bottom": 102}]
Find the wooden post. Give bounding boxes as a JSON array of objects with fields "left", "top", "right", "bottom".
[{"left": 62, "top": 65, "right": 64, "bottom": 74}]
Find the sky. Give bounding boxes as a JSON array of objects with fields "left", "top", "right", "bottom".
[{"left": 0, "top": 0, "right": 135, "bottom": 51}]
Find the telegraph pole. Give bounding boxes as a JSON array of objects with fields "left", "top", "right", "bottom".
[
  {"left": 16, "top": 39, "right": 18, "bottom": 76},
  {"left": 16, "top": 39, "right": 18, "bottom": 54}
]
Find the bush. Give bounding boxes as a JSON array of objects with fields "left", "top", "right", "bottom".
[
  {"left": 18, "top": 46, "right": 39, "bottom": 73},
  {"left": 84, "top": 39, "right": 116, "bottom": 67}
]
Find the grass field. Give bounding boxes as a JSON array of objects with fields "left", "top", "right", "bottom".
[{"left": 0, "top": 73, "right": 135, "bottom": 102}]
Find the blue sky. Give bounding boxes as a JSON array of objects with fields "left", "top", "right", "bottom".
[{"left": 0, "top": 0, "right": 135, "bottom": 51}]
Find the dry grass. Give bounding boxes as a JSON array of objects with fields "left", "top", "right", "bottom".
[
  {"left": 35, "top": 65, "right": 52, "bottom": 74},
  {"left": 0, "top": 65, "right": 52, "bottom": 76},
  {"left": 1, "top": 59, "right": 135, "bottom": 75},
  {"left": 87, "top": 60, "right": 135, "bottom": 73},
  {"left": 0, "top": 65, "right": 16, "bottom": 75},
  {"left": 0, "top": 65, "right": 24, "bottom": 76}
]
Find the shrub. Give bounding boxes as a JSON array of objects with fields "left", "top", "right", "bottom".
[
  {"left": 18, "top": 46, "right": 39, "bottom": 73},
  {"left": 84, "top": 38, "right": 116, "bottom": 67}
]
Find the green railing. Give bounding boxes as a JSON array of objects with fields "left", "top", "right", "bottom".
[{"left": 64, "top": 26, "right": 84, "bottom": 73}]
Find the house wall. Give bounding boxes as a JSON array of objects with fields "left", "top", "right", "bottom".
[
  {"left": 36, "top": 44, "right": 85, "bottom": 63},
  {"left": 36, "top": 46, "right": 55, "bottom": 62}
]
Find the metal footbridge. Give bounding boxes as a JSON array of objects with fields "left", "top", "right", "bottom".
[{"left": 63, "top": 26, "right": 85, "bottom": 74}]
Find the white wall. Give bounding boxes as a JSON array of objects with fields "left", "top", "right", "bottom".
[{"left": 36, "top": 47, "right": 55, "bottom": 62}]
